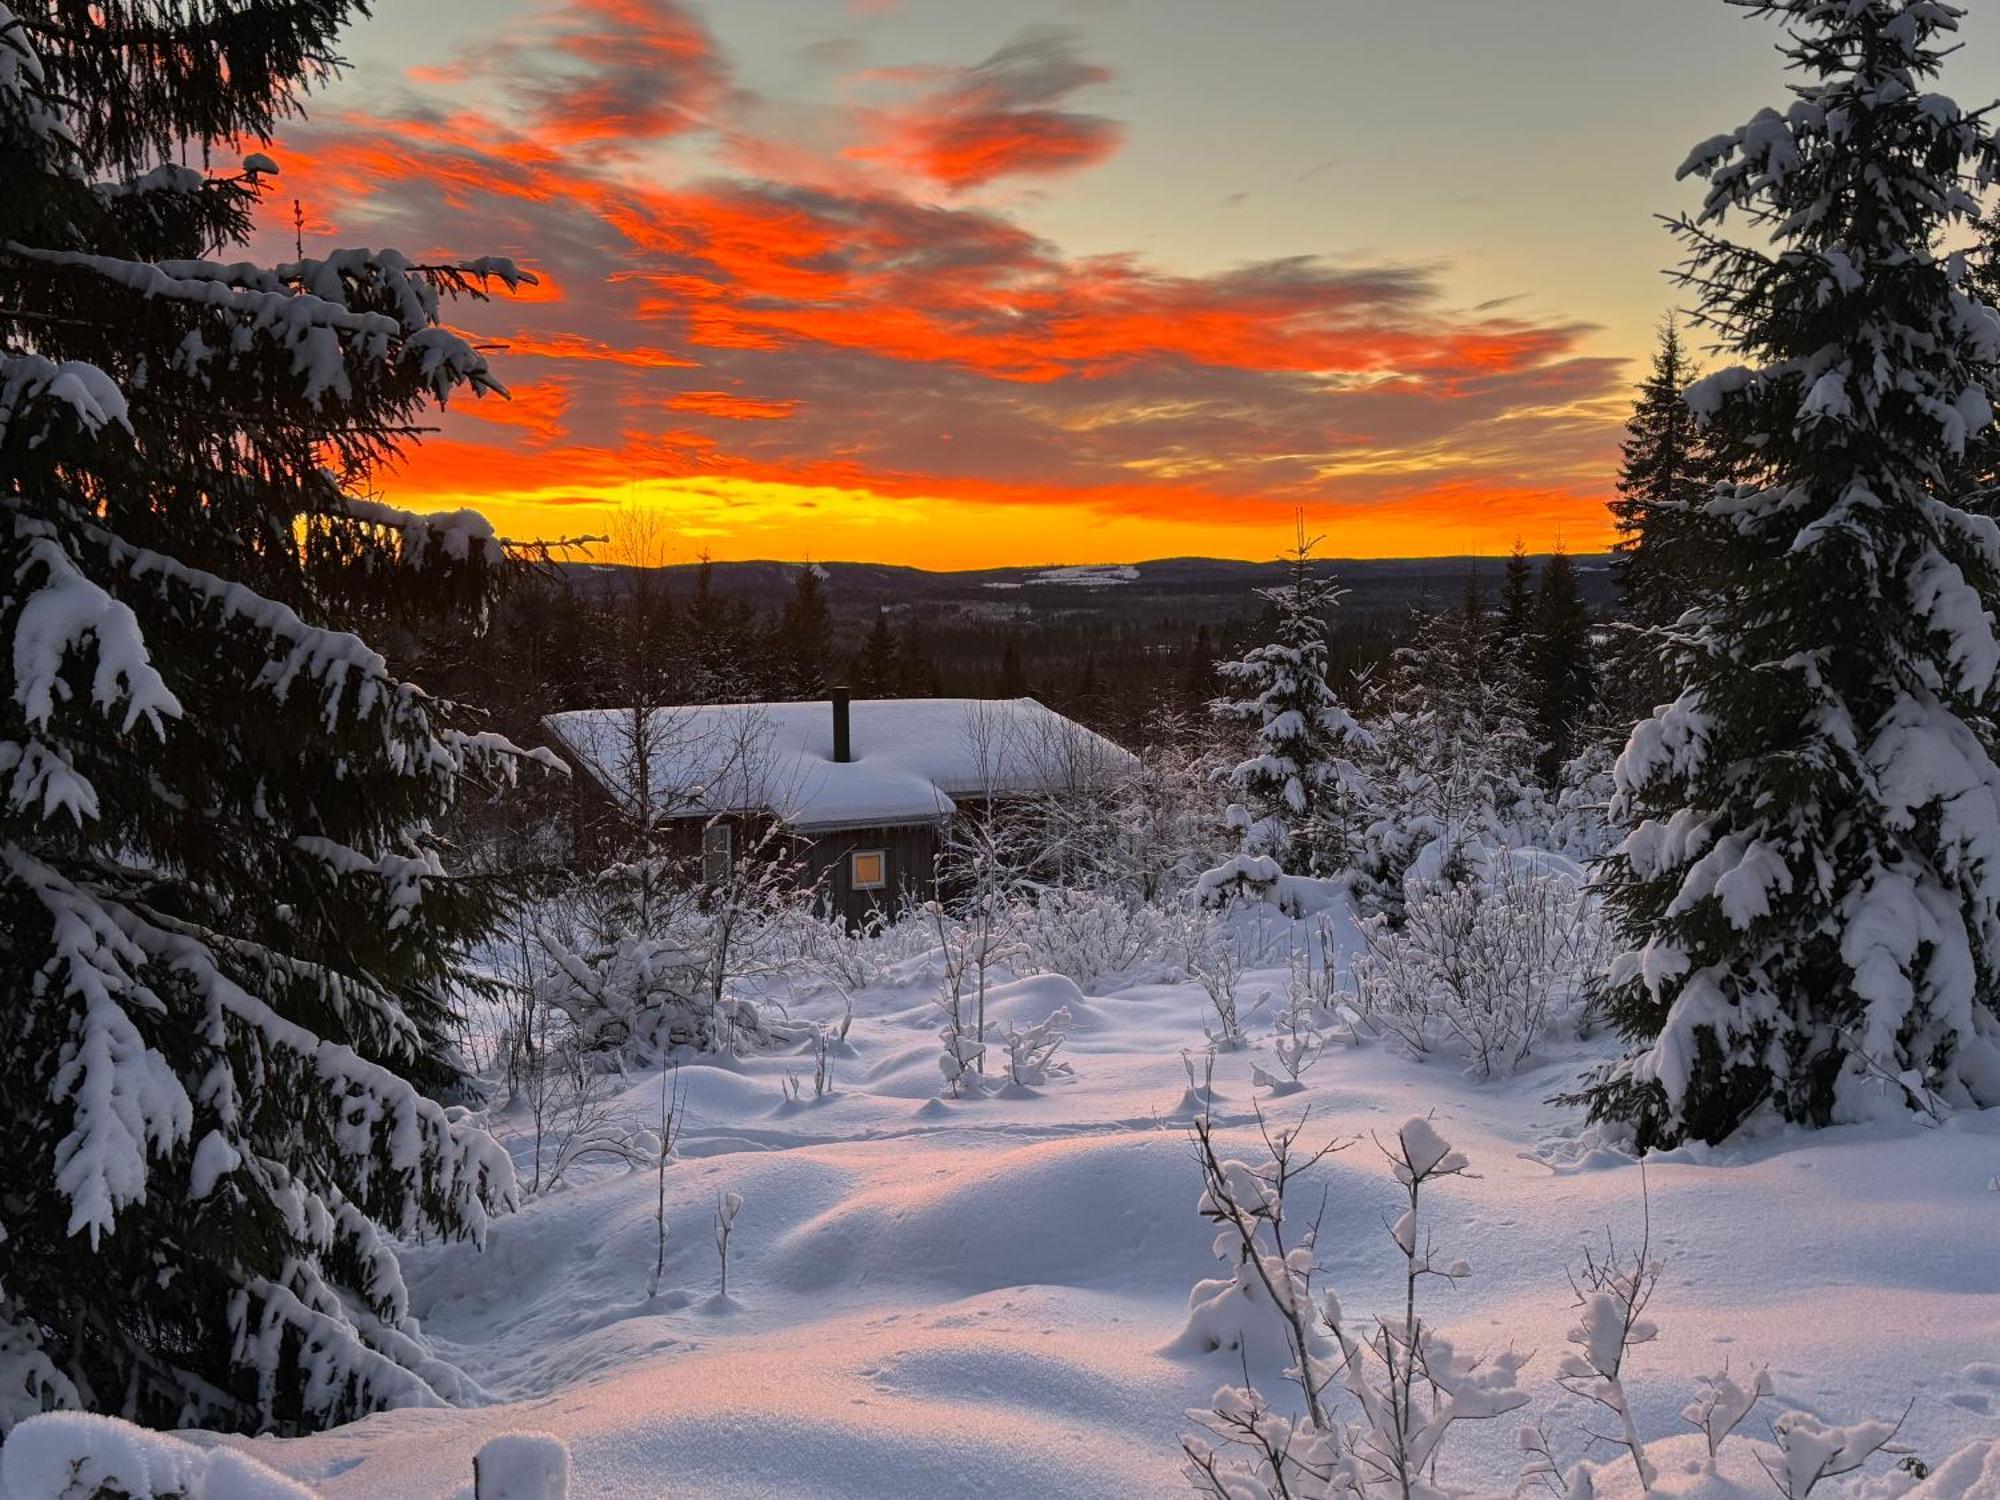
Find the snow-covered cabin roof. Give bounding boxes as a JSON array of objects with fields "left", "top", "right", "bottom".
[{"left": 543, "top": 697, "right": 1137, "bottom": 833}]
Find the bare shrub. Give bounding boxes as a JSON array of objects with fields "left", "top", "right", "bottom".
[
  {"left": 1012, "top": 886, "right": 1158, "bottom": 992},
  {"left": 1350, "top": 854, "right": 1608, "bottom": 1076}
]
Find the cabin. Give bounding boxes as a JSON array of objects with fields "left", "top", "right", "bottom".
[{"left": 543, "top": 692, "right": 1137, "bottom": 927}]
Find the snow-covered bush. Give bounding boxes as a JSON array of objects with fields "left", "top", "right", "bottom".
[
  {"left": 1179, "top": 1110, "right": 1348, "bottom": 1495},
  {"left": 1122, "top": 707, "right": 1237, "bottom": 902},
  {"left": 791, "top": 904, "right": 932, "bottom": 992},
  {"left": 1681, "top": 1365, "right": 1772, "bottom": 1465},
  {"left": 1188, "top": 918, "right": 1252, "bottom": 1050},
  {"left": 1179, "top": 1114, "right": 1528, "bottom": 1499},
  {"left": 782, "top": 1018, "right": 841, "bottom": 1103},
  {"left": 513, "top": 1025, "right": 648, "bottom": 1197},
  {"left": 927, "top": 897, "right": 1004, "bottom": 1097},
  {"left": 519, "top": 833, "right": 803, "bottom": 1069},
  {"left": 1000, "top": 1005, "right": 1073, "bottom": 1087},
  {"left": 1325, "top": 1120, "right": 1531, "bottom": 1492},
  {"left": 1544, "top": 744, "right": 1619, "bottom": 863},
  {"left": 1761, "top": 1409, "right": 1911, "bottom": 1498},
  {"left": 1256, "top": 966, "right": 1333, "bottom": 1094},
  {"left": 1555, "top": 1204, "right": 1664, "bottom": 1491},
  {"left": 1177, "top": 1110, "right": 1950, "bottom": 1499},
  {"left": 1011, "top": 886, "right": 1158, "bottom": 992},
  {"left": 1350, "top": 853, "right": 1608, "bottom": 1076}
]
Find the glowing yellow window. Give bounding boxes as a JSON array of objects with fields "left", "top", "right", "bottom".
[{"left": 850, "top": 849, "right": 887, "bottom": 891}]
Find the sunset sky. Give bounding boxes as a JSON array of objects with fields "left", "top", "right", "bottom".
[{"left": 285, "top": 0, "right": 2000, "bottom": 568}]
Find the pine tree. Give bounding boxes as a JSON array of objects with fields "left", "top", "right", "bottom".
[
  {"left": 1606, "top": 318, "right": 1721, "bottom": 730},
  {"left": 1072, "top": 655, "right": 1101, "bottom": 717},
  {"left": 1180, "top": 623, "right": 1221, "bottom": 710},
  {"left": 852, "top": 611, "right": 898, "bottom": 697},
  {"left": 1499, "top": 539, "right": 1536, "bottom": 647},
  {"left": 682, "top": 555, "right": 753, "bottom": 702},
  {"left": 894, "top": 613, "right": 940, "bottom": 697},
  {"left": 1587, "top": 0, "right": 2000, "bottom": 1148},
  {"left": 773, "top": 563, "right": 831, "bottom": 699},
  {"left": 1210, "top": 524, "right": 1374, "bottom": 877},
  {"left": 997, "top": 638, "right": 1028, "bottom": 698},
  {"left": 0, "top": 0, "right": 539, "bottom": 1434},
  {"left": 1530, "top": 544, "right": 1596, "bottom": 785}
]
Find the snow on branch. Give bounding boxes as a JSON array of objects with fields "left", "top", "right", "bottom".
[
  {"left": 0, "top": 354, "right": 129, "bottom": 442},
  {"left": 340, "top": 494, "right": 505, "bottom": 567},
  {"left": 0, "top": 5, "right": 73, "bottom": 152},
  {"left": 6, "top": 844, "right": 516, "bottom": 1248},
  {"left": 9, "top": 520, "right": 181, "bottom": 738},
  {"left": 3, "top": 843, "right": 194, "bottom": 1245},
  {"left": 1, "top": 242, "right": 515, "bottom": 405}
]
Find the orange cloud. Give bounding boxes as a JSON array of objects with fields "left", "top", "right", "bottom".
[
  {"left": 490, "top": 330, "right": 701, "bottom": 370},
  {"left": 454, "top": 379, "right": 574, "bottom": 443},
  {"left": 666, "top": 391, "right": 802, "bottom": 419}
]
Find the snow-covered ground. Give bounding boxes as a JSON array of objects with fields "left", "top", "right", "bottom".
[{"left": 149, "top": 924, "right": 2000, "bottom": 1499}]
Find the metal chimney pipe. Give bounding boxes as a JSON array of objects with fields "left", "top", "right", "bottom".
[{"left": 831, "top": 686, "right": 852, "bottom": 763}]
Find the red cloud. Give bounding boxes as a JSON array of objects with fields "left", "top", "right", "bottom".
[
  {"left": 851, "top": 31, "right": 1124, "bottom": 189},
  {"left": 395, "top": 0, "right": 724, "bottom": 153},
  {"left": 535, "top": 0, "right": 723, "bottom": 145}
]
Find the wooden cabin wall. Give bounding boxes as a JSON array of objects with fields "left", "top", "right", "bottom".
[{"left": 799, "top": 822, "right": 941, "bottom": 928}]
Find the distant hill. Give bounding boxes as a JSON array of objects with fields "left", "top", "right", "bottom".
[{"left": 559, "top": 553, "right": 1617, "bottom": 626}]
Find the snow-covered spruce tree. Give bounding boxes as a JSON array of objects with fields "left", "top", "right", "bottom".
[
  {"left": 1364, "top": 589, "right": 1541, "bottom": 904},
  {"left": 1210, "top": 524, "right": 1374, "bottom": 881},
  {"left": 0, "top": 0, "right": 542, "bottom": 1433},
  {"left": 1587, "top": 0, "right": 2000, "bottom": 1147},
  {"left": 1604, "top": 319, "right": 1725, "bottom": 736}
]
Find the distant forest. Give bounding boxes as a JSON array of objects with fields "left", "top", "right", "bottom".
[{"left": 394, "top": 549, "right": 1616, "bottom": 751}]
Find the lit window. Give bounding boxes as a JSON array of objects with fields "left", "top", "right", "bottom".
[
  {"left": 702, "top": 823, "right": 733, "bottom": 884},
  {"left": 850, "top": 849, "right": 887, "bottom": 891}
]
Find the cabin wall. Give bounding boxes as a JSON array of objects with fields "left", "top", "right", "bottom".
[
  {"left": 798, "top": 822, "right": 941, "bottom": 928},
  {"left": 565, "top": 778, "right": 940, "bottom": 930}
]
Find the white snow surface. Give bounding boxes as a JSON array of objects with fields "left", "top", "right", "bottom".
[
  {"left": 12, "top": 913, "right": 2000, "bottom": 1498},
  {"left": 544, "top": 697, "right": 1136, "bottom": 831}
]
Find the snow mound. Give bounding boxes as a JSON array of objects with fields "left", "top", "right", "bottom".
[
  {"left": 0, "top": 1412, "right": 315, "bottom": 1500},
  {"left": 982, "top": 972, "right": 1089, "bottom": 1029},
  {"left": 473, "top": 1431, "right": 570, "bottom": 1499},
  {"left": 766, "top": 1132, "right": 1206, "bottom": 1295},
  {"left": 1911, "top": 1440, "right": 2000, "bottom": 1500}
]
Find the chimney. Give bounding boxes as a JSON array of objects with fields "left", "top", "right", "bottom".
[{"left": 831, "top": 686, "right": 852, "bottom": 764}]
